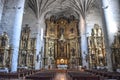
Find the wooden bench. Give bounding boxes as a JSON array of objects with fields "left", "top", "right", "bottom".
[
  {"left": 25, "top": 71, "right": 55, "bottom": 80},
  {"left": 85, "top": 69, "right": 120, "bottom": 80},
  {"left": 0, "top": 69, "right": 35, "bottom": 79},
  {"left": 0, "top": 72, "right": 23, "bottom": 79},
  {"left": 68, "top": 71, "right": 100, "bottom": 80}
]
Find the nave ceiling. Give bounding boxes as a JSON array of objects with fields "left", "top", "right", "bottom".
[{"left": 25, "top": 0, "right": 100, "bottom": 21}]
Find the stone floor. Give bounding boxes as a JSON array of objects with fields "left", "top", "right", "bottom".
[
  {"left": 53, "top": 72, "right": 113, "bottom": 80},
  {"left": 54, "top": 73, "right": 68, "bottom": 80}
]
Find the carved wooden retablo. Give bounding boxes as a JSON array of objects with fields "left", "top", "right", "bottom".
[
  {"left": 88, "top": 24, "right": 106, "bottom": 69},
  {"left": 44, "top": 16, "right": 82, "bottom": 69},
  {"left": 18, "top": 24, "right": 36, "bottom": 69}
]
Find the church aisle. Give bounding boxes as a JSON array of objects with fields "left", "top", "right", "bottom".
[{"left": 54, "top": 73, "right": 68, "bottom": 80}]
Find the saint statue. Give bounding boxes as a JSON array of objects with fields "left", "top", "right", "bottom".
[
  {"left": 98, "top": 48, "right": 104, "bottom": 65},
  {"left": 0, "top": 54, "right": 3, "bottom": 64},
  {"left": 60, "top": 28, "right": 64, "bottom": 35},
  {"left": 1, "top": 32, "right": 9, "bottom": 47},
  {"left": 98, "top": 28, "right": 102, "bottom": 36},
  {"left": 71, "top": 48, "right": 75, "bottom": 56}
]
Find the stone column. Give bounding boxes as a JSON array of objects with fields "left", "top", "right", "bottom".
[
  {"left": 101, "top": 0, "right": 120, "bottom": 71},
  {"left": 40, "top": 28, "right": 44, "bottom": 69},
  {"left": 10, "top": 0, "right": 25, "bottom": 72},
  {"left": 0, "top": 0, "right": 5, "bottom": 33},
  {"left": 0, "top": 0, "right": 4, "bottom": 23},
  {"left": 35, "top": 16, "right": 45, "bottom": 70},
  {"left": 35, "top": 19, "right": 44, "bottom": 70},
  {"left": 80, "top": 15, "right": 88, "bottom": 68}
]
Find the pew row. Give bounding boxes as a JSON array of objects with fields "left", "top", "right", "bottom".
[
  {"left": 0, "top": 69, "right": 40, "bottom": 79},
  {"left": 85, "top": 69, "right": 120, "bottom": 80},
  {"left": 67, "top": 71, "right": 100, "bottom": 80},
  {"left": 25, "top": 70, "right": 56, "bottom": 80}
]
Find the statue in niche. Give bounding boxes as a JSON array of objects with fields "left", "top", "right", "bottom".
[
  {"left": 5, "top": 56, "right": 10, "bottom": 67},
  {"left": 29, "top": 53, "right": 33, "bottom": 64},
  {"left": 98, "top": 28, "right": 102, "bottom": 36},
  {"left": 72, "top": 59, "right": 75, "bottom": 64},
  {"left": 48, "top": 57, "right": 51, "bottom": 65},
  {"left": 98, "top": 48, "right": 103, "bottom": 65},
  {"left": 49, "top": 21, "right": 55, "bottom": 34},
  {"left": 91, "top": 25, "right": 97, "bottom": 36},
  {"left": 0, "top": 54, "right": 3, "bottom": 64},
  {"left": 70, "top": 28, "right": 74, "bottom": 33},
  {"left": 91, "top": 50, "right": 95, "bottom": 60},
  {"left": 1, "top": 32, "right": 9, "bottom": 47},
  {"left": 21, "top": 51, "right": 27, "bottom": 66},
  {"left": 21, "top": 24, "right": 30, "bottom": 48},
  {"left": 49, "top": 27, "right": 54, "bottom": 34},
  {"left": 117, "top": 30, "right": 120, "bottom": 44},
  {"left": 70, "top": 15, "right": 75, "bottom": 21},
  {"left": 48, "top": 41, "right": 54, "bottom": 57},
  {"left": 49, "top": 48, "right": 52, "bottom": 57},
  {"left": 60, "top": 28, "right": 64, "bottom": 35},
  {"left": 93, "top": 37, "right": 97, "bottom": 47},
  {"left": 48, "top": 53, "right": 54, "bottom": 68},
  {"left": 71, "top": 48, "right": 75, "bottom": 56},
  {"left": 50, "top": 15, "right": 55, "bottom": 22},
  {"left": 88, "top": 37, "right": 92, "bottom": 47},
  {"left": 49, "top": 41, "right": 54, "bottom": 47},
  {"left": 22, "top": 34, "right": 28, "bottom": 48},
  {"left": 59, "top": 42, "right": 65, "bottom": 56}
]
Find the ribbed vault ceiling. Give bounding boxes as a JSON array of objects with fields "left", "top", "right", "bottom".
[{"left": 26, "top": 0, "right": 100, "bottom": 20}]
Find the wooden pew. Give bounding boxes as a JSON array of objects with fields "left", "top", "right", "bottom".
[
  {"left": 67, "top": 71, "right": 100, "bottom": 80},
  {"left": 85, "top": 69, "right": 120, "bottom": 80},
  {"left": 26, "top": 74, "right": 53, "bottom": 80},
  {"left": 0, "top": 69, "right": 35, "bottom": 79},
  {"left": 25, "top": 71, "right": 55, "bottom": 80},
  {"left": 0, "top": 72, "right": 23, "bottom": 79}
]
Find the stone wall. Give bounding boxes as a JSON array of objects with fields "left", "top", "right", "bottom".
[{"left": 86, "top": 7, "right": 103, "bottom": 36}]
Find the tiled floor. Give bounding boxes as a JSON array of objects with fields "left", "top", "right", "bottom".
[{"left": 54, "top": 73, "right": 68, "bottom": 80}]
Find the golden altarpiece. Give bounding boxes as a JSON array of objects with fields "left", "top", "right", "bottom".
[
  {"left": 0, "top": 32, "right": 11, "bottom": 68},
  {"left": 44, "top": 16, "right": 82, "bottom": 69},
  {"left": 111, "top": 29, "right": 120, "bottom": 70},
  {"left": 88, "top": 24, "right": 106, "bottom": 69},
  {"left": 18, "top": 25, "right": 36, "bottom": 69}
]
